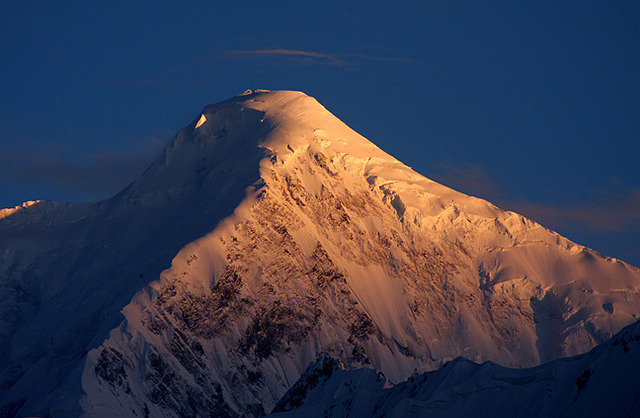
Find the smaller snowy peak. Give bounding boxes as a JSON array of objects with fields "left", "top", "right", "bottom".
[
  {"left": 0, "top": 200, "right": 43, "bottom": 220},
  {"left": 0, "top": 200, "right": 83, "bottom": 226}
]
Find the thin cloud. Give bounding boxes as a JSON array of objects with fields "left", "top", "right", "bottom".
[
  {"left": 228, "top": 49, "right": 410, "bottom": 67},
  {"left": 509, "top": 189, "right": 640, "bottom": 232},
  {"left": 339, "top": 53, "right": 412, "bottom": 63},
  {"left": 95, "top": 48, "right": 408, "bottom": 86},
  {"left": 0, "top": 139, "right": 163, "bottom": 196},
  {"left": 227, "top": 49, "right": 349, "bottom": 68},
  {"left": 95, "top": 48, "right": 345, "bottom": 86},
  {"left": 229, "top": 49, "right": 343, "bottom": 61},
  {"left": 430, "top": 162, "right": 640, "bottom": 233}
]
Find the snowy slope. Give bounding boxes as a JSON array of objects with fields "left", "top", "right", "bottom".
[
  {"left": 71, "top": 90, "right": 640, "bottom": 417},
  {"left": 270, "top": 319, "right": 640, "bottom": 417}
]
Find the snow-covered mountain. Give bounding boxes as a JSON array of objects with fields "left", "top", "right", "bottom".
[
  {"left": 270, "top": 319, "right": 640, "bottom": 417},
  {"left": 1, "top": 90, "right": 639, "bottom": 417}
]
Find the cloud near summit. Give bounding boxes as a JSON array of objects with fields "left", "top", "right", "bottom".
[
  {"left": 227, "top": 49, "right": 408, "bottom": 68},
  {"left": 229, "top": 49, "right": 343, "bottom": 61},
  {"left": 227, "top": 49, "right": 350, "bottom": 68}
]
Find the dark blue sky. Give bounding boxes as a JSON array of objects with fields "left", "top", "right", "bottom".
[{"left": 1, "top": 2, "right": 639, "bottom": 266}]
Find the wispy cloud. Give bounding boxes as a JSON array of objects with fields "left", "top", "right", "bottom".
[
  {"left": 95, "top": 48, "right": 408, "bottom": 86},
  {"left": 508, "top": 188, "right": 640, "bottom": 232},
  {"left": 227, "top": 49, "right": 347, "bottom": 66},
  {"left": 0, "top": 138, "right": 163, "bottom": 196},
  {"left": 430, "top": 162, "right": 640, "bottom": 232},
  {"left": 228, "top": 48, "right": 410, "bottom": 68}
]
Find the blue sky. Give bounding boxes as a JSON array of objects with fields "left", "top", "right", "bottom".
[{"left": 1, "top": 2, "right": 639, "bottom": 266}]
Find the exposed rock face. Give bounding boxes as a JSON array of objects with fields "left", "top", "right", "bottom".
[{"left": 78, "top": 91, "right": 640, "bottom": 416}]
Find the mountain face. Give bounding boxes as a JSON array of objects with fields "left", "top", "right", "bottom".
[
  {"left": 270, "top": 320, "right": 640, "bottom": 418},
  {"left": 1, "top": 90, "right": 639, "bottom": 417}
]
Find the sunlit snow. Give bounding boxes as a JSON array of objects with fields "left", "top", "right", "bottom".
[{"left": 195, "top": 113, "right": 207, "bottom": 129}]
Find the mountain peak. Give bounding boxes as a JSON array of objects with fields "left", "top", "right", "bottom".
[
  {"left": 119, "top": 89, "right": 388, "bottom": 204},
  {"left": 4, "top": 91, "right": 640, "bottom": 417}
]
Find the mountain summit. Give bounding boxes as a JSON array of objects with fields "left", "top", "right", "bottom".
[{"left": 2, "top": 90, "right": 639, "bottom": 417}]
